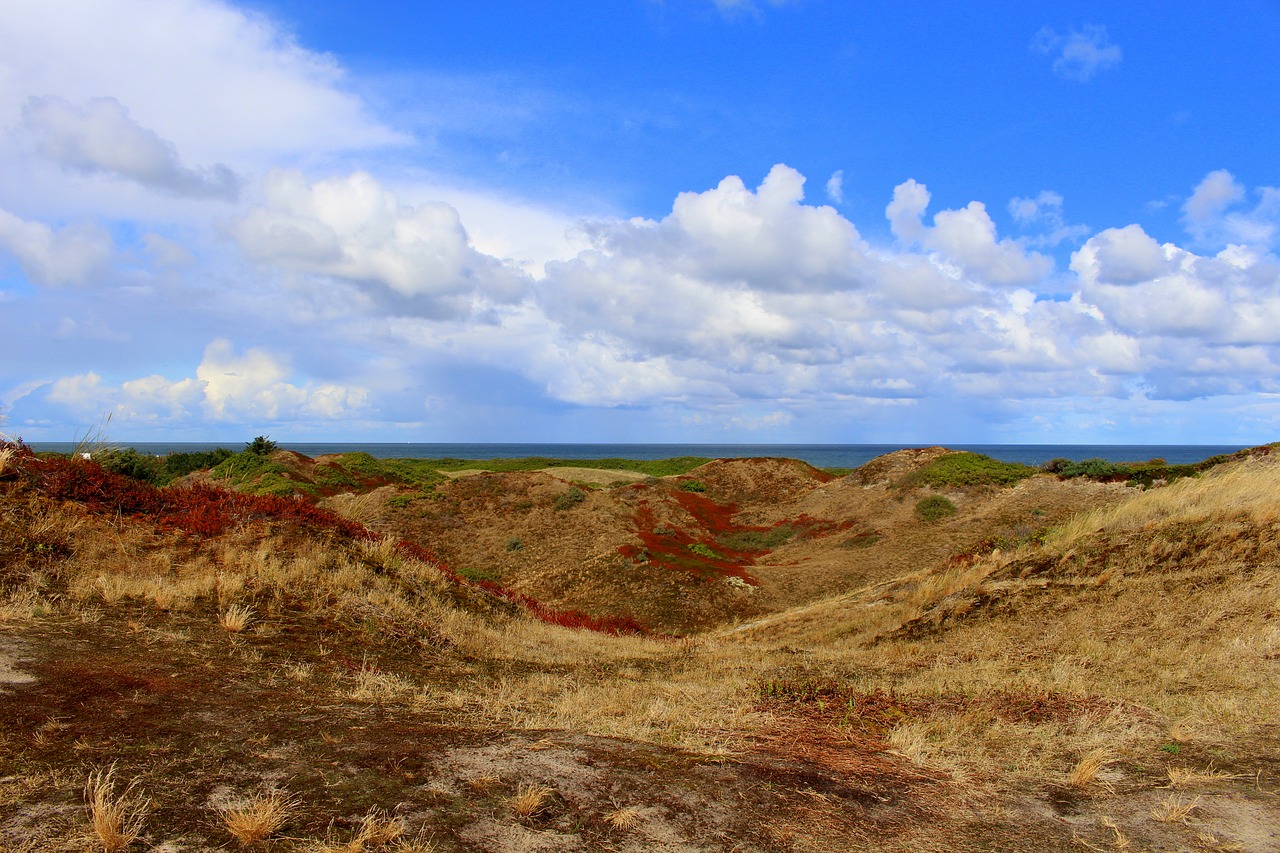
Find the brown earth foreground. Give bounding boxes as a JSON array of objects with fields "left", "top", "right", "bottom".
[{"left": 1, "top": 445, "right": 1279, "bottom": 851}]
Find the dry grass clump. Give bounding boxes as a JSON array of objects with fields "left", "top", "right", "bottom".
[
  {"left": 1165, "top": 765, "right": 1241, "bottom": 787},
  {"left": 349, "top": 661, "right": 418, "bottom": 702},
  {"left": 507, "top": 784, "right": 554, "bottom": 821},
  {"left": 308, "top": 808, "right": 406, "bottom": 852},
  {"left": 604, "top": 806, "right": 640, "bottom": 829},
  {"left": 1149, "top": 793, "right": 1200, "bottom": 823},
  {"left": 1068, "top": 749, "right": 1113, "bottom": 788},
  {"left": 84, "top": 765, "right": 149, "bottom": 852},
  {"left": 219, "top": 603, "right": 254, "bottom": 632},
  {"left": 217, "top": 790, "right": 298, "bottom": 845}
]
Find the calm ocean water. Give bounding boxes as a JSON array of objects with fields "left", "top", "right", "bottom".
[{"left": 26, "top": 441, "right": 1251, "bottom": 469}]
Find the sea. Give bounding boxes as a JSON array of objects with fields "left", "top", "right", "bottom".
[{"left": 23, "top": 442, "right": 1252, "bottom": 469}]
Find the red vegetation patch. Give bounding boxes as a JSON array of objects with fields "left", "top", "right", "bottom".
[{"left": 3, "top": 443, "right": 648, "bottom": 636}]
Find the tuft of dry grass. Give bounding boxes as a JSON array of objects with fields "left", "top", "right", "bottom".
[
  {"left": 1149, "top": 793, "right": 1200, "bottom": 823},
  {"left": 1068, "top": 749, "right": 1112, "bottom": 788},
  {"left": 219, "top": 603, "right": 254, "bottom": 632},
  {"left": 604, "top": 806, "right": 640, "bottom": 830},
  {"left": 308, "top": 809, "right": 406, "bottom": 852},
  {"left": 217, "top": 790, "right": 297, "bottom": 845},
  {"left": 1165, "top": 765, "right": 1241, "bottom": 787},
  {"left": 84, "top": 765, "right": 149, "bottom": 852},
  {"left": 508, "top": 784, "right": 554, "bottom": 821}
]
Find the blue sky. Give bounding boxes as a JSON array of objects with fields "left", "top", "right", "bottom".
[{"left": 2, "top": 0, "right": 1278, "bottom": 444}]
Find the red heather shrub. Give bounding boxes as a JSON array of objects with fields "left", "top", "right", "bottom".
[{"left": 4, "top": 442, "right": 643, "bottom": 635}]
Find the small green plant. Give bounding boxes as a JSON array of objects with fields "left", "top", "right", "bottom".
[
  {"left": 687, "top": 542, "right": 721, "bottom": 560},
  {"left": 679, "top": 479, "right": 707, "bottom": 493},
  {"left": 506, "top": 537, "right": 524, "bottom": 552},
  {"left": 554, "top": 487, "right": 586, "bottom": 510},
  {"left": 1160, "top": 743, "right": 1183, "bottom": 755},
  {"left": 841, "top": 530, "right": 882, "bottom": 549},
  {"left": 915, "top": 495, "right": 957, "bottom": 522},
  {"left": 458, "top": 566, "right": 502, "bottom": 582},
  {"left": 717, "top": 526, "right": 794, "bottom": 551}
]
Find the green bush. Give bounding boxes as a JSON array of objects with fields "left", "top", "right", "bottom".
[
  {"left": 1053, "top": 457, "right": 1125, "bottom": 479},
  {"left": 901, "top": 453, "right": 1037, "bottom": 489},
  {"left": 915, "top": 494, "right": 957, "bottom": 522},
  {"left": 679, "top": 479, "right": 707, "bottom": 493},
  {"left": 687, "top": 542, "right": 721, "bottom": 559},
  {"left": 554, "top": 486, "right": 586, "bottom": 510},
  {"left": 245, "top": 435, "right": 278, "bottom": 456},
  {"left": 97, "top": 448, "right": 162, "bottom": 484},
  {"left": 160, "top": 448, "right": 233, "bottom": 483},
  {"left": 840, "top": 530, "right": 882, "bottom": 549},
  {"left": 717, "top": 526, "right": 794, "bottom": 551}
]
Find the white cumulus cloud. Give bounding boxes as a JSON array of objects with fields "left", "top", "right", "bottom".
[
  {"left": 0, "top": 207, "right": 114, "bottom": 286},
  {"left": 21, "top": 96, "right": 241, "bottom": 200},
  {"left": 230, "top": 170, "right": 528, "bottom": 316}
]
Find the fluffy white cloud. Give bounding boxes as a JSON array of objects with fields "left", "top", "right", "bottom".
[
  {"left": 1032, "top": 25, "right": 1122, "bottom": 82},
  {"left": 230, "top": 171, "right": 528, "bottom": 316},
  {"left": 0, "top": 207, "right": 113, "bottom": 286},
  {"left": 0, "top": 0, "right": 401, "bottom": 168},
  {"left": 886, "top": 179, "right": 1052, "bottom": 286},
  {"left": 44, "top": 339, "right": 367, "bottom": 423},
  {"left": 1071, "top": 224, "right": 1172, "bottom": 285},
  {"left": 21, "top": 96, "right": 240, "bottom": 200},
  {"left": 1182, "top": 169, "right": 1279, "bottom": 249}
]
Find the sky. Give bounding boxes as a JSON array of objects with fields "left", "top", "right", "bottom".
[{"left": 1, "top": 0, "right": 1279, "bottom": 445}]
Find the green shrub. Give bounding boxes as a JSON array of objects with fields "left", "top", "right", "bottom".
[
  {"left": 841, "top": 530, "right": 882, "bottom": 549},
  {"left": 458, "top": 566, "right": 502, "bottom": 582},
  {"left": 554, "top": 486, "right": 586, "bottom": 511},
  {"left": 679, "top": 479, "right": 707, "bottom": 493},
  {"left": 160, "top": 448, "right": 233, "bottom": 483},
  {"left": 245, "top": 435, "right": 278, "bottom": 456},
  {"left": 687, "top": 542, "right": 721, "bottom": 559},
  {"left": 901, "top": 453, "right": 1037, "bottom": 489},
  {"left": 96, "top": 448, "right": 162, "bottom": 484},
  {"left": 915, "top": 494, "right": 957, "bottom": 522},
  {"left": 717, "top": 526, "right": 794, "bottom": 551},
  {"left": 1053, "top": 457, "right": 1126, "bottom": 479},
  {"left": 506, "top": 537, "right": 524, "bottom": 551}
]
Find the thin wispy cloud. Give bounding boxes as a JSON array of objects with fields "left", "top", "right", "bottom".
[{"left": 1032, "top": 24, "right": 1122, "bottom": 82}]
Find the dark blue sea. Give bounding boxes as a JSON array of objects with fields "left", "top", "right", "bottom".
[{"left": 25, "top": 441, "right": 1252, "bottom": 469}]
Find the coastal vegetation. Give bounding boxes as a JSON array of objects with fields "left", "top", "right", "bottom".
[{"left": 1, "top": 439, "right": 1277, "bottom": 850}]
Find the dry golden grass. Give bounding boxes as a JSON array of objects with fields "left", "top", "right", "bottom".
[
  {"left": 507, "top": 784, "right": 554, "bottom": 820},
  {"left": 1150, "top": 793, "right": 1200, "bottom": 823},
  {"left": 219, "top": 603, "right": 254, "bottom": 632},
  {"left": 349, "top": 661, "right": 417, "bottom": 702},
  {"left": 1166, "top": 765, "right": 1242, "bottom": 787},
  {"left": 84, "top": 765, "right": 149, "bottom": 852},
  {"left": 308, "top": 809, "right": 405, "bottom": 852},
  {"left": 217, "top": 790, "right": 297, "bottom": 845},
  {"left": 604, "top": 806, "right": 640, "bottom": 830},
  {"left": 1068, "top": 749, "right": 1113, "bottom": 789}
]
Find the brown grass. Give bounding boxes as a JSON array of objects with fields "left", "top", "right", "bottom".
[
  {"left": 1068, "top": 749, "right": 1112, "bottom": 788},
  {"left": 218, "top": 603, "right": 254, "bottom": 632},
  {"left": 508, "top": 784, "right": 554, "bottom": 821},
  {"left": 84, "top": 766, "right": 149, "bottom": 852},
  {"left": 1149, "top": 793, "right": 1200, "bottom": 823},
  {"left": 604, "top": 806, "right": 640, "bottom": 829},
  {"left": 217, "top": 790, "right": 297, "bottom": 845}
]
